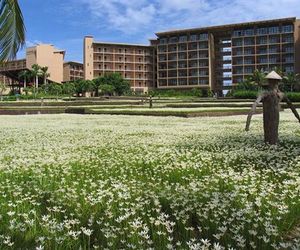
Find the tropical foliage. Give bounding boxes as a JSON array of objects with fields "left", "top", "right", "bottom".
[{"left": 0, "top": 0, "right": 25, "bottom": 61}]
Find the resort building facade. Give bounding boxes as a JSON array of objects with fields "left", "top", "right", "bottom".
[
  {"left": 153, "top": 17, "right": 300, "bottom": 92},
  {"left": 84, "top": 17, "right": 300, "bottom": 93},
  {"left": 63, "top": 61, "right": 84, "bottom": 82},
  {"left": 0, "top": 44, "right": 66, "bottom": 86},
  {"left": 84, "top": 36, "right": 156, "bottom": 93}
]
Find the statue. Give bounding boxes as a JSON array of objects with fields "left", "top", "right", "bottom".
[{"left": 245, "top": 71, "right": 300, "bottom": 145}]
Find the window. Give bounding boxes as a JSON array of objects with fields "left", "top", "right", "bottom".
[
  {"left": 244, "top": 29, "right": 254, "bottom": 36},
  {"left": 159, "top": 38, "right": 168, "bottom": 44},
  {"left": 169, "top": 36, "right": 178, "bottom": 43},
  {"left": 284, "top": 46, "right": 294, "bottom": 53},
  {"left": 269, "top": 26, "right": 280, "bottom": 34},
  {"left": 257, "top": 27, "right": 268, "bottom": 35},
  {"left": 199, "top": 79, "right": 208, "bottom": 85},
  {"left": 244, "top": 58, "right": 254, "bottom": 64},
  {"left": 269, "top": 36, "right": 279, "bottom": 44},
  {"left": 282, "top": 25, "right": 293, "bottom": 33},
  {"left": 284, "top": 66, "right": 294, "bottom": 73},
  {"left": 223, "top": 80, "right": 232, "bottom": 86},
  {"left": 283, "top": 35, "right": 294, "bottom": 43},
  {"left": 233, "top": 30, "right": 244, "bottom": 37},
  {"left": 169, "top": 79, "right": 177, "bottom": 86},
  {"left": 119, "top": 49, "right": 122, "bottom": 53},
  {"left": 222, "top": 47, "right": 231, "bottom": 52},
  {"left": 199, "top": 42, "right": 208, "bottom": 49},
  {"left": 179, "top": 35, "right": 187, "bottom": 42},
  {"left": 179, "top": 62, "right": 187, "bottom": 68},
  {"left": 189, "top": 78, "right": 198, "bottom": 85},
  {"left": 179, "top": 44, "right": 187, "bottom": 51},
  {"left": 119, "top": 65, "right": 122, "bottom": 70},
  {"left": 178, "top": 53, "right": 186, "bottom": 60},
  {"left": 223, "top": 55, "right": 232, "bottom": 61},
  {"left": 269, "top": 56, "right": 279, "bottom": 63},
  {"left": 199, "top": 33, "right": 208, "bottom": 41},
  {"left": 190, "top": 34, "right": 198, "bottom": 41},
  {"left": 233, "top": 39, "right": 243, "bottom": 46},
  {"left": 284, "top": 55, "right": 294, "bottom": 63},
  {"left": 104, "top": 48, "right": 107, "bottom": 52},
  {"left": 189, "top": 43, "right": 197, "bottom": 50},
  {"left": 244, "top": 38, "right": 254, "bottom": 45},
  {"left": 257, "top": 37, "right": 268, "bottom": 44},
  {"left": 244, "top": 49, "right": 253, "bottom": 55}
]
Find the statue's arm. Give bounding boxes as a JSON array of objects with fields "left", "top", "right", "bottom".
[
  {"left": 245, "top": 94, "right": 264, "bottom": 131},
  {"left": 284, "top": 96, "right": 300, "bottom": 123}
]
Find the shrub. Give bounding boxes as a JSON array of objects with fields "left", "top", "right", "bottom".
[
  {"left": 232, "top": 90, "right": 258, "bottom": 99},
  {"left": 286, "top": 92, "right": 300, "bottom": 102},
  {"left": 149, "top": 88, "right": 205, "bottom": 97}
]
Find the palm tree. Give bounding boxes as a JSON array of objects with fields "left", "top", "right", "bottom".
[
  {"left": 18, "top": 69, "right": 30, "bottom": 88},
  {"left": 0, "top": 0, "right": 25, "bottom": 61},
  {"left": 0, "top": 82, "right": 6, "bottom": 101},
  {"left": 249, "top": 69, "right": 267, "bottom": 87},
  {"left": 283, "top": 72, "right": 300, "bottom": 92},
  {"left": 31, "top": 64, "right": 42, "bottom": 89},
  {"left": 40, "top": 66, "right": 50, "bottom": 85}
]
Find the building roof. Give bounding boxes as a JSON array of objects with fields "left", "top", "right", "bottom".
[
  {"left": 92, "top": 40, "right": 151, "bottom": 48},
  {"left": 155, "top": 17, "right": 296, "bottom": 36},
  {"left": 64, "top": 61, "right": 83, "bottom": 65}
]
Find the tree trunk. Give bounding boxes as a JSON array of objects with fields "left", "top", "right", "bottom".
[{"left": 263, "top": 91, "right": 280, "bottom": 145}]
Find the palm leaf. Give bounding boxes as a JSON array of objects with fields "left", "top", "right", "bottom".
[{"left": 0, "top": 0, "right": 25, "bottom": 62}]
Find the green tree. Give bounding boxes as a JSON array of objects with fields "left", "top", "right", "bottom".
[
  {"left": 62, "top": 82, "right": 75, "bottom": 95},
  {"left": 283, "top": 72, "right": 300, "bottom": 92},
  {"left": 96, "top": 73, "right": 130, "bottom": 96},
  {"left": 248, "top": 69, "right": 267, "bottom": 87},
  {"left": 18, "top": 69, "right": 31, "bottom": 88},
  {"left": 0, "top": 0, "right": 25, "bottom": 61},
  {"left": 0, "top": 82, "right": 6, "bottom": 100},
  {"left": 31, "top": 64, "right": 42, "bottom": 89},
  {"left": 99, "top": 84, "right": 115, "bottom": 96},
  {"left": 40, "top": 66, "right": 50, "bottom": 85}
]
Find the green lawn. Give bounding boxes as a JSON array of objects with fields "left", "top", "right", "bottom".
[{"left": 0, "top": 112, "right": 299, "bottom": 249}]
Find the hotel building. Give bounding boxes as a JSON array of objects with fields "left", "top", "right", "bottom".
[
  {"left": 63, "top": 61, "right": 84, "bottom": 82},
  {"left": 84, "top": 17, "right": 300, "bottom": 93},
  {"left": 0, "top": 44, "right": 66, "bottom": 85},
  {"left": 153, "top": 17, "right": 300, "bottom": 93},
  {"left": 84, "top": 36, "right": 156, "bottom": 93}
]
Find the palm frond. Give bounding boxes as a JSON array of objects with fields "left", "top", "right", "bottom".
[{"left": 0, "top": 0, "right": 25, "bottom": 62}]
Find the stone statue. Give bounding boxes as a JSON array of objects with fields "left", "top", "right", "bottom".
[{"left": 245, "top": 71, "right": 300, "bottom": 144}]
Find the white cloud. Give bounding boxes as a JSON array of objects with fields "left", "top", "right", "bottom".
[{"left": 71, "top": 0, "right": 300, "bottom": 39}]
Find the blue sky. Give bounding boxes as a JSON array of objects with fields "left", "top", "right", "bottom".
[{"left": 18, "top": 0, "right": 300, "bottom": 62}]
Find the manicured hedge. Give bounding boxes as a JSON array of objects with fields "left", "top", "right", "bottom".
[
  {"left": 286, "top": 92, "right": 300, "bottom": 102},
  {"left": 232, "top": 90, "right": 258, "bottom": 99}
]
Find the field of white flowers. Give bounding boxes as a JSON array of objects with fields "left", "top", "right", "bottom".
[{"left": 0, "top": 111, "right": 299, "bottom": 250}]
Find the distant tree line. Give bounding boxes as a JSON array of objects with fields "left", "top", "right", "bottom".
[{"left": 20, "top": 72, "right": 131, "bottom": 97}]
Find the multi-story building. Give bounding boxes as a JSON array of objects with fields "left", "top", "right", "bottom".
[
  {"left": 84, "top": 36, "right": 156, "bottom": 93},
  {"left": 153, "top": 17, "right": 300, "bottom": 93},
  {"left": 63, "top": 61, "right": 84, "bottom": 82},
  {"left": 0, "top": 44, "right": 66, "bottom": 85}
]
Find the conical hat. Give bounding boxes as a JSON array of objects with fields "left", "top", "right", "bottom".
[{"left": 266, "top": 71, "right": 282, "bottom": 80}]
